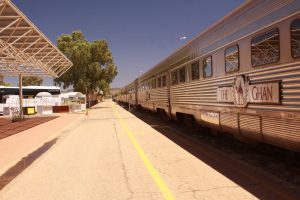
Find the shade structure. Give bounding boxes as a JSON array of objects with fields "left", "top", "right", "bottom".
[
  {"left": 36, "top": 92, "right": 52, "bottom": 97},
  {"left": 0, "top": 0, "right": 72, "bottom": 77},
  {"left": 68, "top": 92, "right": 84, "bottom": 98}
]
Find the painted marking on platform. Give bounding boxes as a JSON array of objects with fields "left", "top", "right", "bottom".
[
  {"left": 114, "top": 110, "right": 145, "bottom": 136},
  {"left": 114, "top": 107, "right": 175, "bottom": 200}
]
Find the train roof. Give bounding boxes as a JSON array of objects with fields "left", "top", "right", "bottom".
[
  {"left": 0, "top": 85, "right": 61, "bottom": 96},
  {"left": 122, "top": 80, "right": 136, "bottom": 91},
  {"left": 0, "top": 86, "right": 60, "bottom": 90},
  {"left": 138, "top": 0, "right": 300, "bottom": 82}
]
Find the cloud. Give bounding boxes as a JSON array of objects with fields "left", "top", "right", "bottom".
[{"left": 180, "top": 36, "right": 187, "bottom": 40}]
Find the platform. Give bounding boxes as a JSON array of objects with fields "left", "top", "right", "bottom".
[{"left": 0, "top": 100, "right": 297, "bottom": 200}]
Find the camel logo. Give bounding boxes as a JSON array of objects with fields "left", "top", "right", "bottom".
[
  {"left": 217, "top": 75, "right": 280, "bottom": 106},
  {"left": 233, "top": 75, "right": 249, "bottom": 107}
]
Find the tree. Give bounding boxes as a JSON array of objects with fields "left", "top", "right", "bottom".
[
  {"left": 54, "top": 31, "right": 118, "bottom": 95},
  {"left": 22, "top": 76, "right": 43, "bottom": 86},
  {"left": 0, "top": 74, "right": 10, "bottom": 86}
]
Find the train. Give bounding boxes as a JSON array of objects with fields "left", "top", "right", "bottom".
[{"left": 115, "top": 0, "right": 300, "bottom": 153}]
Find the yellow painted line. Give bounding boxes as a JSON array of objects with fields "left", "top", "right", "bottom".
[
  {"left": 114, "top": 108, "right": 175, "bottom": 200},
  {"left": 115, "top": 107, "right": 144, "bottom": 136}
]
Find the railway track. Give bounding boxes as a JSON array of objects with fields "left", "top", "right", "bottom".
[{"left": 0, "top": 117, "right": 58, "bottom": 140}]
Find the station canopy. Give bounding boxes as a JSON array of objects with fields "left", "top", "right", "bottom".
[{"left": 0, "top": 0, "right": 72, "bottom": 78}]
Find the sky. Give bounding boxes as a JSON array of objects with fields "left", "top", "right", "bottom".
[{"left": 6, "top": 0, "right": 245, "bottom": 88}]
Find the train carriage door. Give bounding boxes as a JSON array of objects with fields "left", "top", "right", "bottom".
[
  {"left": 167, "top": 70, "right": 172, "bottom": 119},
  {"left": 135, "top": 79, "right": 138, "bottom": 105}
]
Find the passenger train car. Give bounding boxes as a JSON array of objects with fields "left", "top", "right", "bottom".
[{"left": 117, "top": 0, "right": 300, "bottom": 152}]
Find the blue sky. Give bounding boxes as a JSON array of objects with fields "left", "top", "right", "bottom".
[{"left": 6, "top": 0, "right": 244, "bottom": 88}]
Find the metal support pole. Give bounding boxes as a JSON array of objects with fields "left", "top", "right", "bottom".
[
  {"left": 19, "top": 74, "right": 23, "bottom": 120},
  {"left": 85, "top": 64, "right": 88, "bottom": 116},
  {"left": 85, "top": 87, "right": 88, "bottom": 115},
  {"left": 88, "top": 93, "right": 90, "bottom": 108}
]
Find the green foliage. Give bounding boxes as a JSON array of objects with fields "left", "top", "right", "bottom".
[
  {"left": 22, "top": 76, "right": 43, "bottom": 86},
  {"left": 54, "top": 31, "right": 118, "bottom": 94},
  {"left": 0, "top": 74, "right": 10, "bottom": 86}
]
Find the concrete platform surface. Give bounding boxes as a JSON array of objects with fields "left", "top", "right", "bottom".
[{"left": 0, "top": 100, "right": 263, "bottom": 199}]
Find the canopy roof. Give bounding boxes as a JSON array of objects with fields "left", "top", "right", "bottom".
[{"left": 0, "top": 0, "right": 72, "bottom": 77}]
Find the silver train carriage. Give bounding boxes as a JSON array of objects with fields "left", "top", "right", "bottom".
[
  {"left": 117, "top": 81, "right": 137, "bottom": 105},
  {"left": 121, "top": 0, "right": 300, "bottom": 152}
]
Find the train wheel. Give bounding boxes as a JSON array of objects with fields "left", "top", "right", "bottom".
[
  {"left": 158, "top": 109, "right": 169, "bottom": 121},
  {"left": 184, "top": 114, "right": 195, "bottom": 129}
]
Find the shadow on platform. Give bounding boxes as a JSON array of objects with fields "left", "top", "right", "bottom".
[{"left": 129, "top": 109, "right": 300, "bottom": 200}]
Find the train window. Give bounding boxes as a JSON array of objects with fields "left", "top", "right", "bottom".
[
  {"left": 171, "top": 71, "right": 178, "bottom": 85},
  {"left": 203, "top": 56, "right": 213, "bottom": 77},
  {"left": 291, "top": 18, "right": 300, "bottom": 58},
  {"left": 251, "top": 29, "right": 280, "bottom": 67},
  {"left": 162, "top": 75, "right": 166, "bottom": 87},
  {"left": 152, "top": 79, "right": 156, "bottom": 89},
  {"left": 157, "top": 77, "right": 162, "bottom": 88},
  {"left": 179, "top": 67, "right": 186, "bottom": 83},
  {"left": 191, "top": 61, "right": 200, "bottom": 80},
  {"left": 225, "top": 45, "right": 239, "bottom": 72}
]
